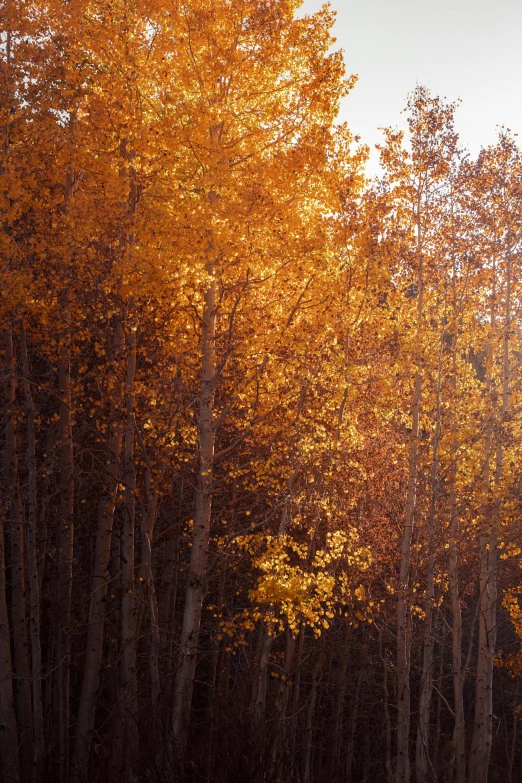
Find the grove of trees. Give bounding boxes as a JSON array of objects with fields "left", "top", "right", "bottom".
[{"left": 2, "top": 1, "right": 522, "bottom": 782}]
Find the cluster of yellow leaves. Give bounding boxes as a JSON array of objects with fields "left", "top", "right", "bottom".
[
  {"left": 233, "top": 529, "right": 371, "bottom": 636},
  {"left": 496, "top": 591, "right": 522, "bottom": 678}
]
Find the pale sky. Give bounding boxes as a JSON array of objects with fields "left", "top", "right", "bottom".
[{"left": 299, "top": 0, "right": 522, "bottom": 172}]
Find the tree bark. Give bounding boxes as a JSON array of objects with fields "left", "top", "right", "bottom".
[
  {"left": 378, "top": 623, "right": 393, "bottom": 783},
  {"left": 346, "top": 661, "right": 364, "bottom": 780},
  {"left": 254, "top": 622, "right": 274, "bottom": 726},
  {"left": 118, "top": 326, "right": 138, "bottom": 780},
  {"left": 330, "top": 622, "right": 349, "bottom": 782},
  {"left": 4, "top": 329, "right": 33, "bottom": 782},
  {"left": 396, "top": 249, "right": 424, "bottom": 783},
  {"left": 289, "top": 622, "right": 305, "bottom": 769},
  {"left": 270, "top": 627, "right": 296, "bottom": 777},
  {"left": 172, "top": 260, "right": 217, "bottom": 755},
  {"left": 448, "top": 245, "right": 466, "bottom": 783},
  {"left": 302, "top": 636, "right": 324, "bottom": 783},
  {"left": 20, "top": 322, "right": 44, "bottom": 781},
  {"left": 415, "top": 334, "right": 443, "bottom": 782},
  {"left": 71, "top": 323, "right": 125, "bottom": 783},
  {"left": 1, "top": 329, "right": 20, "bottom": 782},
  {"left": 139, "top": 491, "right": 160, "bottom": 709},
  {"left": 54, "top": 295, "right": 74, "bottom": 783},
  {"left": 470, "top": 247, "right": 510, "bottom": 783}
]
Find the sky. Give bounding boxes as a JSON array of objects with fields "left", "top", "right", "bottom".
[{"left": 299, "top": 0, "right": 522, "bottom": 172}]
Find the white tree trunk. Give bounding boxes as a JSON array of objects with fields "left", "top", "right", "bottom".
[
  {"left": 1, "top": 330, "right": 20, "bottom": 782},
  {"left": 71, "top": 324, "right": 125, "bottom": 783},
  {"left": 172, "top": 265, "right": 217, "bottom": 754},
  {"left": 20, "top": 322, "right": 44, "bottom": 779}
]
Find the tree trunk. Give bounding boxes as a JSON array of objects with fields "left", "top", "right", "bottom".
[
  {"left": 139, "top": 492, "right": 160, "bottom": 709},
  {"left": 396, "top": 237, "right": 424, "bottom": 783},
  {"left": 1, "top": 330, "right": 20, "bottom": 782},
  {"left": 332, "top": 630, "right": 349, "bottom": 782},
  {"left": 160, "top": 531, "right": 179, "bottom": 697},
  {"left": 448, "top": 252, "right": 466, "bottom": 783},
  {"left": 269, "top": 626, "right": 297, "bottom": 778},
  {"left": 303, "top": 637, "right": 324, "bottom": 783},
  {"left": 204, "top": 569, "right": 226, "bottom": 782},
  {"left": 172, "top": 262, "right": 217, "bottom": 755},
  {"left": 470, "top": 249, "right": 510, "bottom": 783},
  {"left": 415, "top": 335, "right": 443, "bottom": 782},
  {"left": 118, "top": 326, "right": 138, "bottom": 780},
  {"left": 469, "top": 513, "right": 497, "bottom": 783},
  {"left": 378, "top": 623, "right": 393, "bottom": 783},
  {"left": 396, "top": 381, "right": 422, "bottom": 783},
  {"left": 254, "top": 622, "right": 274, "bottom": 726},
  {"left": 289, "top": 622, "right": 305, "bottom": 769},
  {"left": 346, "top": 662, "right": 364, "bottom": 780},
  {"left": 448, "top": 475, "right": 466, "bottom": 783},
  {"left": 20, "top": 322, "right": 44, "bottom": 781},
  {"left": 54, "top": 296, "right": 74, "bottom": 783},
  {"left": 71, "top": 323, "right": 125, "bottom": 783},
  {"left": 4, "top": 329, "right": 33, "bottom": 782}
]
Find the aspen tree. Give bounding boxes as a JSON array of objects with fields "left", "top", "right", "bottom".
[
  {"left": 52, "top": 43, "right": 78, "bottom": 774},
  {"left": 379, "top": 88, "right": 458, "bottom": 783},
  {"left": 1, "top": 330, "right": 21, "bottom": 783},
  {"left": 0, "top": 12, "right": 21, "bottom": 781},
  {"left": 20, "top": 322, "right": 44, "bottom": 778},
  {"left": 445, "top": 168, "right": 476, "bottom": 783},
  {"left": 54, "top": 293, "right": 74, "bottom": 782},
  {"left": 4, "top": 329, "right": 33, "bottom": 782},
  {"left": 71, "top": 324, "right": 126, "bottom": 783},
  {"left": 169, "top": 0, "right": 351, "bottom": 753},
  {"left": 469, "top": 135, "right": 522, "bottom": 783},
  {"left": 415, "top": 326, "right": 443, "bottom": 782}
]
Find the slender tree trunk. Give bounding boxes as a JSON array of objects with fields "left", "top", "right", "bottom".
[
  {"left": 415, "top": 335, "right": 443, "bottom": 782},
  {"left": 378, "top": 623, "right": 393, "bottom": 783},
  {"left": 448, "top": 254, "right": 466, "bottom": 783},
  {"left": 432, "top": 629, "right": 444, "bottom": 778},
  {"left": 37, "top": 424, "right": 54, "bottom": 594},
  {"left": 346, "top": 662, "right": 364, "bottom": 780},
  {"left": 160, "top": 531, "right": 179, "bottom": 696},
  {"left": 115, "top": 140, "right": 139, "bottom": 772},
  {"left": 4, "top": 330, "right": 33, "bottom": 782},
  {"left": 0, "top": 35, "right": 21, "bottom": 782},
  {"left": 1, "top": 330, "right": 20, "bottom": 782},
  {"left": 71, "top": 323, "right": 125, "bottom": 783},
  {"left": 54, "top": 295, "right": 74, "bottom": 783},
  {"left": 118, "top": 326, "right": 138, "bottom": 780},
  {"left": 302, "top": 637, "right": 324, "bottom": 783},
  {"left": 254, "top": 622, "right": 274, "bottom": 725},
  {"left": 269, "top": 626, "right": 297, "bottom": 778},
  {"left": 330, "top": 622, "right": 350, "bottom": 781},
  {"left": 134, "top": 429, "right": 162, "bottom": 711},
  {"left": 449, "top": 482, "right": 466, "bottom": 783},
  {"left": 204, "top": 569, "right": 226, "bottom": 782},
  {"left": 396, "top": 366, "right": 421, "bottom": 783},
  {"left": 172, "top": 261, "right": 217, "bottom": 755},
  {"left": 139, "top": 491, "right": 160, "bottom": 709},
  {"left": 396, "top": 299, "right": 423, "bottom": 783},
  {"left": 415, "top": 502, "right": 437, "bottom": 783},
  {"left": 20, "top": 322, "right": 44, "bottom": 781},
  {"left": 469, "top": 503, "right": 497, "bottom": 783},
  {"left": 470, "top": 249, "right": 510, "bottom": 782},
  {"left": 159, "top": 481, "right": 183, "bottom": 675},
  {"left": 0, "top": 509, "right": 19, "bottom": 782},
  {"left": 249, "top": 625, "right": 264, "bottom": 716},
  {"left": 289, "top": 622, "right": 305, "bottom": 773},
  {"left": 507, "top": 683, "right": 518, "bottom": 783}
]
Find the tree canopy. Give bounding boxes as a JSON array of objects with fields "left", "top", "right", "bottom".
[{"left": 2, "top": 3, "right": 522, "bottom": 783}]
